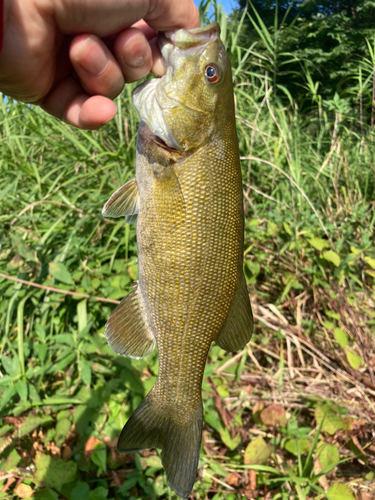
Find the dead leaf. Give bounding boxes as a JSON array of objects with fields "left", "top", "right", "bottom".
[
  {"left": 62, "top": 445, "right": 72, "bottom": 460},
  {"left": 260, "top": 404, "right": 287, "bottom": 428},
  {"left": 249, "top": 469, "right": 256, "bottom": 490},
  {"left": 358, "top": 491, "right": 374, "bottom": 500},
  {"left": 5, "top": 417, "right": 25, "bottom": 428},
  {"left": 226, "top": 472, "right": 241, "bottom": 486},
  {"left": 111, "top": 470, "right": 122, "bottom": 488},
  {"left": 2, "top": 476, "right": 16, "bottom": 493},
  {"left": 103, "top": 436, "right": 118, "bottom": 448},
  {"left": 15, "top": 483, "right": 34, "bottom": 498},
  {"left": 313, "top": 457, "right": 328, "bottom": 492},
  {"left": 45, "top": 442, "right": 60, "bottom": 457},
  {"left": 84, "top": 436, "right": 101, "bottom": 457}
]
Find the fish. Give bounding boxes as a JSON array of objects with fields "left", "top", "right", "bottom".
[{"left": 102, "top": 22, "right": 253, "bottom": 499}]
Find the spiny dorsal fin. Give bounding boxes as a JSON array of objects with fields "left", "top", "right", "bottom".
[
  {"left": 105, "top": 286, "right": 155, "bottom": 359},
  {"left": 102, "top": 178, "right": 140, "bottom": 219},
  {"left": 215, "top": 272, "right": 253, "bottom": 352}
]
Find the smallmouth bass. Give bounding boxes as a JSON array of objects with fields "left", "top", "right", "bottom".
[{"left": 102, "top": 23, "right": 253, "bottom": 499}]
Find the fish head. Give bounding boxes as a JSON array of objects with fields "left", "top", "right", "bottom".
[{"left": 132, "top": 23, "right": 232, "bottom": 153}]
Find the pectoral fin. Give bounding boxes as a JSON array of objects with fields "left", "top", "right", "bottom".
[
  {"left": 152, "top": 165, "right": 185, "bottom": 224},
  {"left": 102, "top": 178, "right": 140, "bottom": 222},
  {"left": 215, "top": 273, "right": 253, "bottom": 352},
  {"left": 105, "top": 287, "right": 155, "bottom": 359}
]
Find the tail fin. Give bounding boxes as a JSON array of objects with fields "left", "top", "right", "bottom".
[{"left": 117, "top": 393, "right": 202, "bottom": 499}]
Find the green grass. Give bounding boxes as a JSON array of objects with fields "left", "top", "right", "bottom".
[{"left": 0, "top": 2, "right": 374, "bottom": 499}]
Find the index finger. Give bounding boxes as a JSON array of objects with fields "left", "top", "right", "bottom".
[{"left": 54, "top": 0, "right": 199, "bottom": 37}]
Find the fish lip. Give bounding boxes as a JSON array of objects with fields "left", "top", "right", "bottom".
[{"left": 158, "top": 23, "right": 221, "bottom": 76}]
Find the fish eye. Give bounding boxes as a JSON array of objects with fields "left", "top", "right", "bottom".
[{"left": 204, "top": 64, "right": 221, "bottom": 84}]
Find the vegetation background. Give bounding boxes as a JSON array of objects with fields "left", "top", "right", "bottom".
[{"left": 0, "top": 0, "right": 374, "bottom": 499}]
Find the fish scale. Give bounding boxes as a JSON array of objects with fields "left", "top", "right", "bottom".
[{"left": 102, "top": 23, "right": 253, "bottom": 499}]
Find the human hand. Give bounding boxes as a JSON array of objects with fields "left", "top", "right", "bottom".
[{"left": 0, "top": 0, "right": 199, "bottom": 129}]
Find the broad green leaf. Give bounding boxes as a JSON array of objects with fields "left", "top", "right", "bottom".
[
  {"left": 204, "top": 411, "right": 222, "bottom": 434},
  {"left": 34, "top": 323, "right": 46, "bottom": 340},
  {"left": 267, "top": 221, "right": 278, "bottom": 236},
  {"left": 244, "top": 436, "right": 274, "bottom": 465},
  {"left": 89, "top": 486, "right": 108, "bottom": 500},
  {"left": 284, "top": 438, "right": 311, "bottom": 456},
  {"left": 327, "top": 484, "right": 355, "bottom": 500},
  {"left": 316, "top": 442, "right": 339, "bottom": 472},
  {"left": 37, "top": 343, "right": 47, "bottom": 363},
  {"left": 70, "top": 483, "right": 90, "bottom": 500},
  {"left": 49, "top": 262, "right": 74, "bottom": 285},
  {"left": 322, "top": 250, "right": 341, "bottom": 267},
  {"left": 34, "top": 453, "right": 77, "bottom": 490},
  {"left": 17, "top": 415, "right": 54, "bottom": 439},
  {"left": 91, "top": 444, "right": 107, "bottom": 472},
  {"left": 219, "top": 426, "right": 241, "bottom": 451},
  {"left": 55, "top": 418, "right": 71, "bottom": 447},
  {"left": 0, "top": 385, "right": 16, "bottom": 411},
  {"left": 79, "top": 359, "right": 92, "bottom": 387},
  {"left": 10, "top": 233, "right": 39, "bottom": 263},
  {"left": 15, "top": 379, "right": 28, "bottom": 401},
  {"left": 308, "top": 237, "right": 330, "bottom": 251},
  {"left": 1, "top": 354, "right": 17, "bottom": 376},
  {"left": 34, "top": 489, "right": 59, "bottom": 500},
  {"left": 0, "top": 448, "right": 21, "bottom": 472},
  {"left": 333, "top": 328, "right": 348, "bottom": 348},
  {"left": 345, "top": 349, "right": 362, "bottom": 370},
  {"left": 77, "top": 299, "right": 88, "bottom": 333},
  {"left": 283, "top": 222, "right": 292, "bottom": 235},
  {"left": 315, "top": 403, "right": 343, "bottom": 435},
  {"left": 53, "top": 334, "right": 75, "bottom": 346},
  {"left": 364, "top": 256, "right": 375, "bottom": 269},
  {"left": 325, "top": 310, "right": 340, "bottom": 320}
]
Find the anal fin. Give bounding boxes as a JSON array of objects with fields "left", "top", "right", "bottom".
[
  {"left": 105, "top": 286, "right": 155, "bottom": 359},
  {"left": 215, "top": 273, "right": 253, "bottom": 352},
  {"left": 102, "top": 178, "right": 140, "bottom": 222}
]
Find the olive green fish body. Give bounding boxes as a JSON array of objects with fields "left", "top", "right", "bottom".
[
  {"left": 137, "top": 120, "right": 243, "bottom": 414},
  {"left": 102, "top": 23, "right": 253, "bottom": 499}
]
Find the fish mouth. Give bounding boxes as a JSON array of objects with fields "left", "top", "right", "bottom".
[
  {"left": 132, "top": 23, "right": 220, "bottom": 151},
  {"left": 158, "top": 23, "right": 220, "bottom": 66}
]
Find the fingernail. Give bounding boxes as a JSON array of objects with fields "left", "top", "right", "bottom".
[
  {"left": 75, "top": 35, "right": 108, "bottom": 75},
  {"left": 123, "top": 35, "right": 148, "bottom": 68}
]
